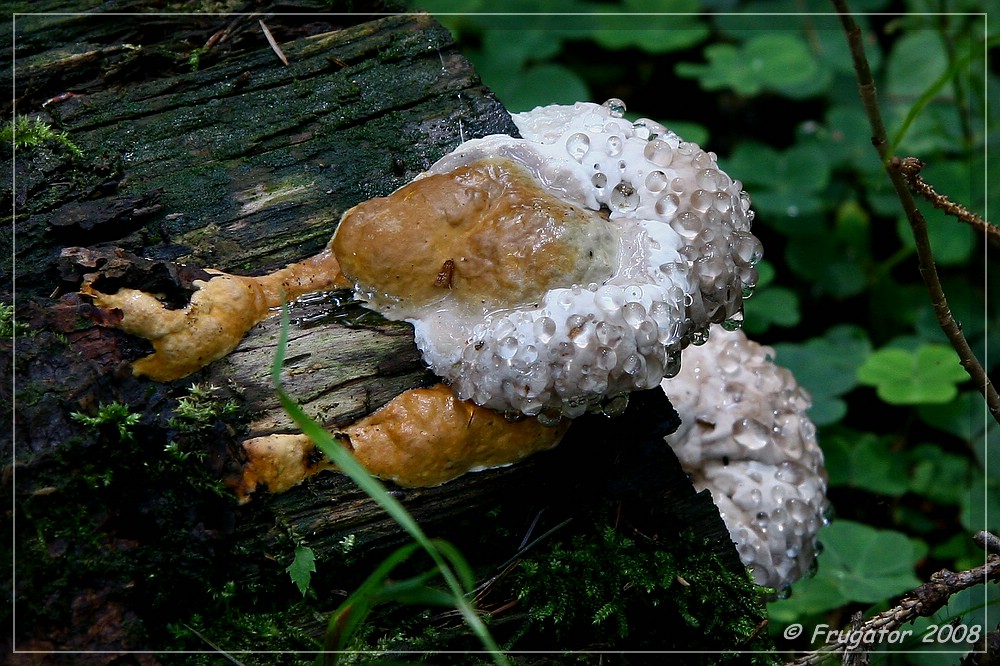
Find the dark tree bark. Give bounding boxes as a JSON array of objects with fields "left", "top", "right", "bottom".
[{"left": 7, "top": 3, "right": 769, "bottom": 661}]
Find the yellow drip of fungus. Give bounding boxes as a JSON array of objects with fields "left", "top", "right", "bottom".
[
  {"left": 235, "top": 383, "right": 569, "bottom": 499},
  {"left": 81, "top": 248, "right": 348, "bottom": 382}
]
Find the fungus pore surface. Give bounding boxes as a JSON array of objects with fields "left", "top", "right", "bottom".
[
  {"left": 333, "top": 100, "right": 763, "bottom": 422},
  {"left": 661, "top": 326, "right": 828, "bottom": 591}
]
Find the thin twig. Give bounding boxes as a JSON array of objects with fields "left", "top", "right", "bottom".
[
  {"left": 893, "top": 156, "right": 999, "bottom": 242},
  {"left": 204, "top": 12, "right": 259, "bottom": 50},
  {"left": 832, "top": 0, "right": 1000, "bottom": 425},
  {"left": 785, "top": 554, "right": 1000, "bottom": 665}
]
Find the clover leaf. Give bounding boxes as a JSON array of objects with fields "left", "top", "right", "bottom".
[{"left": 857, "top": 344, "right": 968, "bottom": 405}]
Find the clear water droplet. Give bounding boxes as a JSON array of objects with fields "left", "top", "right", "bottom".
[
  {"left": 692, "top": 150, "right": 714, "bottom": 170},
  {"left": 734, "top": 232, "right": 763, "bottom": 266},
  {"left": 622, "top": 353, "right": 643, "bottom": 375},
  {"left": 690, "top": 189, "right": 713, "bottom": 212},
  {"left": 534, "top": 316, "right": 556, "bottom": 344},
  {"left": 643, "top": 139, "right": 673, "bottom": 167},
  {"left": 713, "top": 191, "right": 733, "bottom": 213},
  {"left": 565, "top": 132, "right": 591, "bottom": 161},
  {"left": 597, "top": 346, "right": 617, "bottom": 371},
  {"left": 591, "top": 171, "right": 607, "bottom": 188},
  {"left": 602, "top": 393, "right": 629, "bottom": 417},
  {"left": 602, "top": 98, "right": 627, "bottom": 118},
  {"left": 622, "top": 301, "right": 646, "bottom": 328},
  {"left": 722, "top": 311, "right": 744, "bottom": 331},
  {"left": 498, "top": 336, "right": 518, "bottom": 360},
  {"left": 732, "top": 417, "right": 770, "bottom": 450},
  {"left": 696, "top": 168, "right": 720, "bottom": 190},
  {"left": 662, "top": 352, "right": 681, "bottom": 377},
  {"left": 537, "top": 409, "right": 562, "bottom": 427},
  {"left": 645, "top": 170, "right": 668, "bottom": 193},
  {"left": 655, "top": 193, "right": 680, "bottom": 219},
  {"left": 519, "top": 344, "right": 538, "bottom": 364},
  {"left": 776, "top": 461, "right": 807, "bottom": 485},
  {"left": 606, "top": 135, "right": 623, "bottom": 157},
  {"left": 596, "top": 285, "right": 625, "bottom": 312},
  {"left": 671, "top": 211, "right": 702, "bottom": 239},
  {"left": 610, "top": 182, "right": 639, "bottom": 212}
]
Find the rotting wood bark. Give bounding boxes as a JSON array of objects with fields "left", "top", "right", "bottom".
[{"left": 8, "top": 3, "right": 767, "bottom": 659}]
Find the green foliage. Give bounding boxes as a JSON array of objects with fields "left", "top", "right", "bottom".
[
  {"left": 768, "top": 520, "right": 928, "bottom": 621},
  {"left": 772, "top": 325, "right": 871, "bottom": 426},
  {"left": 676, "top": 33, "right": 824, "bottom": 98},
  {"left": 3, "top": 114, "right": 83, "bottom": 157},
  {"left": 408, "top": 2, "right": 996, "bottom": 662},
  {"left": 287, "top": 545, "right": 317, "bottom": 598},
  {"left": 857, "top": 344, "right": 969, "bottom": 405},
  {"left": 321, "top": 540, "right": 468, "bottom": 663},
  {"left": 741, "top": 260, "right": 801, "bottom": 336},
  {"left": 19, "top": 389, "right": 247, "bottom": 650}
]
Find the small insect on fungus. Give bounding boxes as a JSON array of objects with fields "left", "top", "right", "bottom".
[{"left": 434, "top": 259, "right": 455, "bottom": 288}]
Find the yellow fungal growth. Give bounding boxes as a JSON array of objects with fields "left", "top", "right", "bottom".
[
  {"left": 234, "top": 383, "right": 569, "bottom": 500},
  {"left": 333, "top": 157, "right": 617, "bottom": 317},
  {"left": 81, "top": 248, "right": 346, "bottom": 382}
]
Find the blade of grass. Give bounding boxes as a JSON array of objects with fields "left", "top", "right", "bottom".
[
  {"left": 272, "top": 305, "right": 509, "bottom": 665},
  {"left": 325, "top": 542, "right": 425, "bottom": 655},
  {"left": 887, "top": 40, "right": 975, "bottom": 158}
]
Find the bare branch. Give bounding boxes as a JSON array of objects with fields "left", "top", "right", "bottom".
[
  {"left": 893, "top": 157, "right": 999, "bottom": 242},
  {"left": 832, "top": 0, "right": 1000, "bottom": 425}
]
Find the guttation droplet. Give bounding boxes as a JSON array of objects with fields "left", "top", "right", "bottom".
[
  {"left": 602, "top": 98, "right": 627, "bottom": 118},
  {"left": 534, "top": 316, "right": 556, "bottom": 344},
  {"left": 645, "top": 170, "right": 668, "bottom": 193},
  {"left": 643, "top": 139, "right": 674, "bottom": 167},
  {"left": 606, "top": 135, "right": 623, "bottom": 157},
  {"left": 732, "top": 417, "right": 770, "bottom": 450},
  {"left": 565, "top": 132, "right": 591, "bottom": 161},
  {"left": 610, "top": 182, "right": 639, "bottom": 211},
  {"left": 655, "top": 193, "right": 680, "bottom": 219}
]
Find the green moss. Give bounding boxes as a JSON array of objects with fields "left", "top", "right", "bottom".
[
  {"left": 503, "top": 520, "right": 775, "bottom": 662},
  {"left": 3, "top": 115, "right": 83, "bottom": 157},
  {"left": 71, "top": 401, "right": 142, "bottom": 442},
  {"left": 327, "top": 498, "right": 777, "bottom": 665},
  {"left": 0, "top": 303, "right": 15, "bottom": 338},
  {"left": 169, "top": 383, "right": 240, "bottom": 433},
  {"left": 14, "top": 383, "right": 256, "bottom": 645}
]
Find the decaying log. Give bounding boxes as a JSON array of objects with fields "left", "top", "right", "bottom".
[{"left": 9, "top": 3, "right": 768, "bottom": 659}]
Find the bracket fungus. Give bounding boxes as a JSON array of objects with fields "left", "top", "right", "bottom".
[
  {"left": 77, "top": 100, "right": 826, "bottom": 590},
  {"left": 333, "top": 99, "right": 762, "bottom": 422},
  {"left": 661, "top": 326, "right": 828, "bottom": 591}
]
